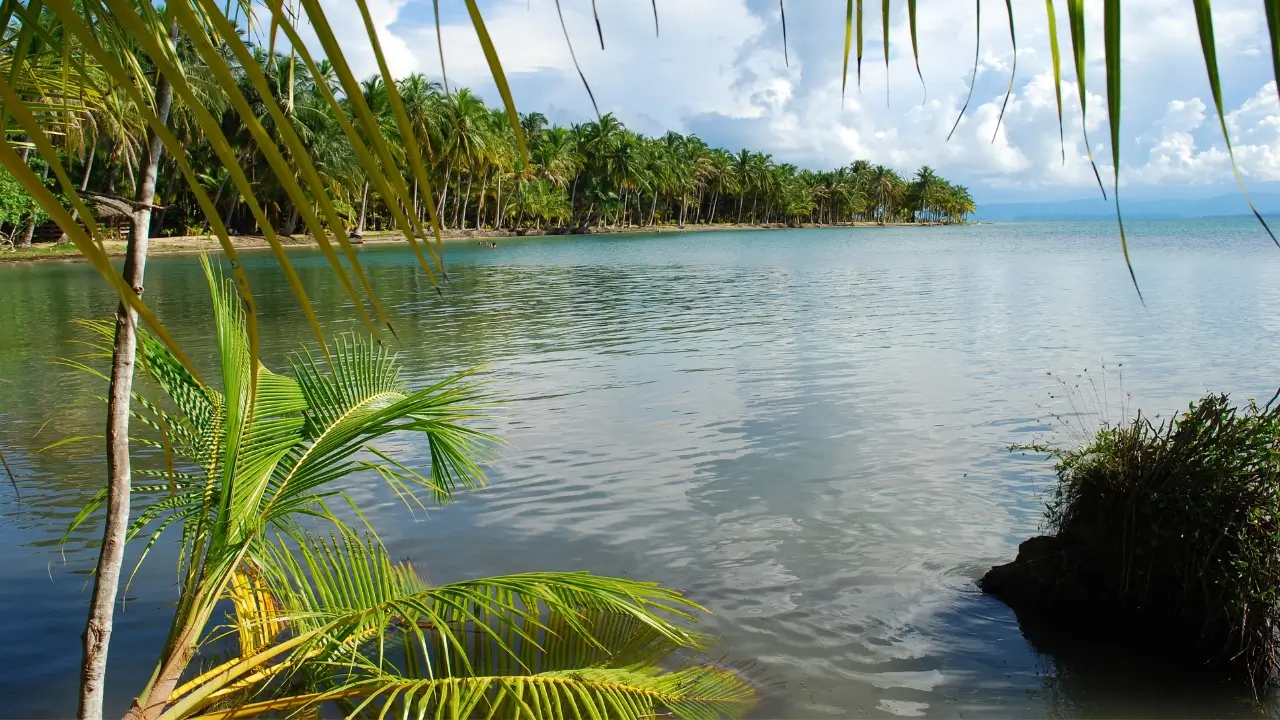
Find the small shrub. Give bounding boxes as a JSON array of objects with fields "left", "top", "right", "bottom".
[{"left": 1038, "top": 392, "right": 1280, "bottom": 689}]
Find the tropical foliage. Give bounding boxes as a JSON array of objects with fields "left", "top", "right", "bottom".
[
  {"left": 63, "top": 259, "right": 755, "bottom": 720},
  {"left": 5, "top": 1, "right": 1279, "bottom": 718},
  {"left": 16, "top": 49, "right": 973, "bottom": 238}
]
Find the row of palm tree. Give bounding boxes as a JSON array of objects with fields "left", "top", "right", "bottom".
[{"left": 36, "top": 47, "right": 973, "bottom": 246}]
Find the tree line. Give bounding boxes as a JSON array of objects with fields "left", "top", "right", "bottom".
[{"left": 6, "top": 47, "right": 974, "bottom": 247}]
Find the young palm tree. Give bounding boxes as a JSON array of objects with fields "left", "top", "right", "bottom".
[{"left": 66, "top": 258, "right": 756, "bottom": 720}]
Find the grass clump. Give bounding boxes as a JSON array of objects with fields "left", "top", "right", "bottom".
[{"left": 1038, "top": 392, "right": 1280, "bottom": 689}]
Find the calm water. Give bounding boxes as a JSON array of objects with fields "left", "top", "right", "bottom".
[{"left": 3, "top": 220, "right": 1280, "bottom": 718}]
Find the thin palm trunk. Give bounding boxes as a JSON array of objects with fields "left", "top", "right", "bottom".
[
  {"left": 80, "top": 20, "right": 179, "bottom": 720},
  {"left": 80, "top": 135, "right": 97, "bottom": 192},
  {"left": 16, "top": 162, "right": 48, "bottom": 248},
  {"left": 462, "top": 170, "right": 474, "bottom": 228},
  {"left": 356, "top": 182, "right": 369, "bottom": 237},
  {"left": 709, "top": 191, "right": 718, "bottom": 224},
  {"left": 411, "top": 178, "right": 419, "bottom": 225},
  {"left": 476, "top": 166, "right": 489, "bottom": 229},
  {"left": 737, "top": 192, "right": 744, "bottom": 223},
  {"left": 60, "top": 135, "right": 98, "bottom": 244},
  {"left": 648, "top": 189, "right": 658, "bottom": 225},
  {"left": 493, "top": 171, "right": 503, "bottom": 230},
  {"left": 437, "top": 166, "right": 451, "bottom": 221}
]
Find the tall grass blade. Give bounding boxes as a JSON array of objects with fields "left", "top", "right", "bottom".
[
  {"left": 947, "top": 0, "right": 980, "bottom": 141},
  {"left": 1267, "top": 0, "right": 1280, "bottom": 103},
  {"left": 907, "top": 0, "right": 924, "bottom": 100},
  {"left": 842, "top": 0, "right": 853, "bottom": 103},
  {"left": 779, "top": 0, "right": 789, "bottom": 66},
  {"left": 1191, "top": 0, "right": 1277, "bottom": 247},
  {"left": 1103, "top": 0, "right": 1141, "bottom": 301},
  {"left": 351, "top": 0, "right": 453, "bottom": 273},
  {"left": 79, "top": 0, "right": 309, "bottom": 366},
  {"left": 590, "top": 0, "right": 604, "bottom": 49},
  {"left": 857, "top": 0, "right": 864, "bottom": 90},
  {"left": 555, "top": 0, "right": 601, "bottom": 119},
  {"left": 992, "top": 0, "right": 1017, "bottom": 142},
  {"left": 1066, "top": 0, "right": 1107, "bottom": 198},
  {"left": 1046, "top": 0, "right": 1065, "bottom": 162},
  {"left": 432, "top": 0, "right": 451, "bottom": 96},
  {"left": 465, "top": 0, "right": 529, "bottom": 165},
  {"left": 882, "top": 0, "right": 890, "bottom": 106}
]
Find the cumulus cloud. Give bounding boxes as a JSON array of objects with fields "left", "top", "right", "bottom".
[{"left": 311, "top": 0, "right": 1280, "bottom": 200}]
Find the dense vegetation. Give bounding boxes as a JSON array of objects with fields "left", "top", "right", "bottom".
[
  {"left": 1015, "top": 394, "right": 1280, "bottom": 690},
  {"left": 5, "top": 47, "right": 973, "bottom": 247}
]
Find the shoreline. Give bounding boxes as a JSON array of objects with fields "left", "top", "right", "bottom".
[{"left": 0, "top": 221, "right": 956, "bottom": 265}]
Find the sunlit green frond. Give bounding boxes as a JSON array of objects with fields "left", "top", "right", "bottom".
[
  {"left": 257, "top": 531, "right": 709, "bottom": 664},
  {"left": 1045, "top": 0, "right": 1065, "bottom": 162},
  {"left": 947, "top": 0, "right": 980, "bottom": 142},
  {"left": 301, "top": 665, "right": 756, "bottom": 720}
]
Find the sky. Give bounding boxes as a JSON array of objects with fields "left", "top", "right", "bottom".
[{"left": 310, "top": 0, "right": 1280, "bottom": 203}]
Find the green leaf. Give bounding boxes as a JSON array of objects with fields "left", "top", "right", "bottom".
[
  {"left": 555, "top": 0, "right": 602, "bottom": 118},
  {"left": 1267, "top": 0, "right": 1280, "bottom": 105},
  {"left": 779, "top": 0, "right": 789, "bottom": 67},
  {"left": 882, "top": 0, "right": 890, "bottom": 106},
  {"left": 1066, "top": 0, "right": 1108, "bottom": 198},
  {"left": 947, "top": 0, "right": 981, "bottom": 142},
  {"left": 842, "top": 0, "right": 853, "bottom": 101},
  {"left": 1191, "top": 0, "right": 1278, "bottom": 248},
  {"left": 465, "top": 0, "right": 529, "bottom": 167},
  {"left": 1046, "top": 0, "right": 1066, "bottom": 162},
  {"left": 1103, "top": 0, "right": 1141, "bottom": 300},
  {"left": 907, "top": 0, "right": 924, "bottom": 99},
  {"left": 992, "top": 0, "right": 1017, "bottom": 142}
]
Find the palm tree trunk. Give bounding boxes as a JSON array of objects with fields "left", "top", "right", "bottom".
[
  {"left": 493, "top": 171, "right": 503, "bottom": 230},
  {"left": 475, "top": 168, "right": 488, "bottom": 229},
  {"left": 737, "top": 193, "right": 744, "bottom": 223},
  {"left": 411, "top": 178, "right": 419, "bottom": 225},
  {"left": 80, "top": 19, "right": 179, "bottom": 720},
  {"left": 356, "top": 182, "right": 369, "bottom": 237},
  {"left": 649, "top": 190, "right": 658, "bottom": 226},
  {"left": 437, "top": 167, "right": 451, "bottom": 221},
  {"left": 60, "top": 135, "right": 99, "bottom": 244},
  {"left": 104, "top": 137, "right": 119, "bottom": 196},
  {"left": 16, "top": 162, "right": 48, "bottom": 248},
  {"left": 709, "top": 192, "right": 718, "bottom": 224},
  {"left": 80, "top": 135, "right": 97, "bottom": 192}
]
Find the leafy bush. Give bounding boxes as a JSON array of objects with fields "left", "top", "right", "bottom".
[
  {"left": 1040, "top": 393, "right": 1280, "bottom": 689},
  {"left": 0, "top": 164, "right": 47, "bottom": 232}
]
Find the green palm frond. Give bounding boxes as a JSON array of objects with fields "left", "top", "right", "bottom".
[
  {"left": 160, "top": 530, "right": 751, "bottom": 720},
  {"left": 303, "top": 665, "right": 755, "bottom": 720}
]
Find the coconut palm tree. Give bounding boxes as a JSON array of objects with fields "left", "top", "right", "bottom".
[{"left": 64, "top": 259, "right": 755, "bottom": 720}]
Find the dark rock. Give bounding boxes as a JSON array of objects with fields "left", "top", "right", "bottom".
[{"left": 980, "top": 535, "right": 1073, "bottom": 607}]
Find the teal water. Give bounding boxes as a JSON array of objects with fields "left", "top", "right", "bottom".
[{"left": 2, "top": 219, "right": 1280, "bottom": 717}]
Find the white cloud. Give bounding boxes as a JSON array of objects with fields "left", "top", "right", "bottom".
[{"left": 312, "top": 0, "right": 1279, "bottom": 200}]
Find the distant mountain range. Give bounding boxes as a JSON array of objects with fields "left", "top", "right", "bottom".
[{"left": 973, "top": 193, "right": 1280, "bottom": 221}]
